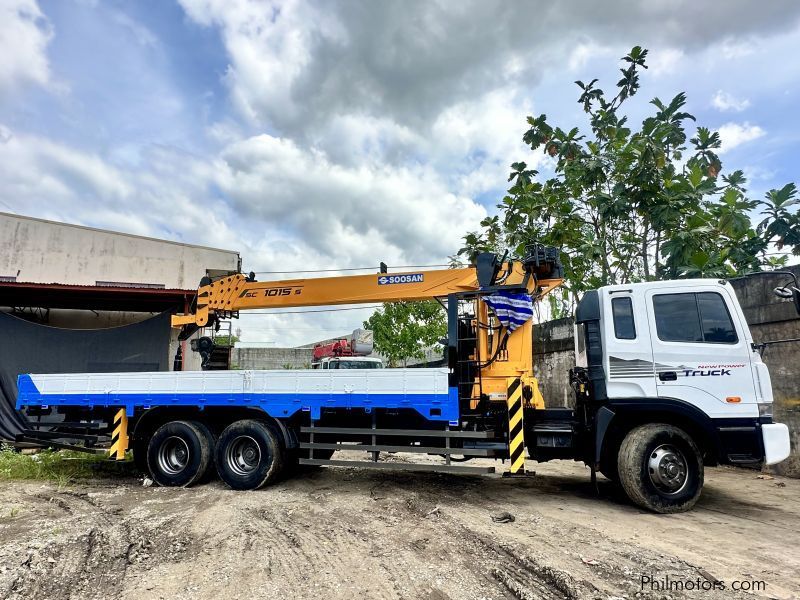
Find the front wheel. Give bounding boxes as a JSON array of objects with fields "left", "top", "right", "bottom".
[
  {"left": 215, "top": 420, "right": 285, "bottom": 490},
  {"left": 617, "top": 423, "right": 703, "bottom": 513}
]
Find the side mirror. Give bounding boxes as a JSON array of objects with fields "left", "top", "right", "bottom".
[{"left": 774, "top": 286, "right": 800, "bottom": 315}]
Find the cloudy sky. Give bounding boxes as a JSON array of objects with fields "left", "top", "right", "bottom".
[{"left": 2, "top": 0, "right": 800, "bottom": 345}]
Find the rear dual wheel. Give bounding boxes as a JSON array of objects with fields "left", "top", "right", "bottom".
[
  {"left": 145, "top": 418, "right": 287, "bottom": 490},
  {"left": 215, "top": 420, "right": 285, "bottom": 490},
  {"left": 146, "top": 420, "right": 214, "bottom": 487}
]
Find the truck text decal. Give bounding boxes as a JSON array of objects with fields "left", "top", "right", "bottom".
[
  {"left": 378, "top": 274, "right": 424, "bottom": 285},
  {"left": 679, "top": 363, "right": 745, "bottom": 377},
  {"left": 681, "top": 369, "right": 731, "bottom": 377}
]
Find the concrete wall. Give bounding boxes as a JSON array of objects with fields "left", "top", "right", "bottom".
[
  {"left": 729, "top": 266, "right": 800, "bottom": 477},
  {"left": 0, "top": 212, "right": 240, "bottom": 288},
  {"left": 534, "top": 317, "right": 575, "bottom": 408},
  {"left": 531, "top": 270, "right": 800, "bottom": 476},
  {"left": 231, "top": 347, "right": 313, "bottom": 370},
  {"left": 229, "top": 345, "right": 442, "bottom": 370}
]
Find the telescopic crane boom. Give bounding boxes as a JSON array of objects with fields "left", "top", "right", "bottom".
[{"left": 172, "top": 248, "right": 564, "bottom": 435}]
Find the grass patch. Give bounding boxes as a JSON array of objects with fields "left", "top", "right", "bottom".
[{"left": 0, "top": 446, "right": 135, "bottom": 484}]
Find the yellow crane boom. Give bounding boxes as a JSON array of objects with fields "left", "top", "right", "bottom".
[
  {"left": 171, "top": 261, "right": 560, "bottom": 328},
  {"left": 172, "top": 248, "right": 564, "bottom": 474}
]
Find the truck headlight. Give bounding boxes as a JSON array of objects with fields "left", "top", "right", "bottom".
[{"left": 758, "top": 402, "right": 773, "bottom": 418}]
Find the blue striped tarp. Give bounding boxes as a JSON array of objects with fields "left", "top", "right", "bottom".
[{"left": 483, "top": 292, "right": 533, "bottom": 332}]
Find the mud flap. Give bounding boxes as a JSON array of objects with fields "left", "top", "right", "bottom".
[{"left": 594, "top": 406, "right": 615, "bottom": 469}]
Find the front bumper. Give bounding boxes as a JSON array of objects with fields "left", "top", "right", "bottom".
[
  {"left": 762, "top": 423, "right": 791, "bottom": 465},
  {"left": 715, "top": 417, "right": 789, "bottom": 466}
]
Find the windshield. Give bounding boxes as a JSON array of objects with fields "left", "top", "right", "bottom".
[{"left": 330, "top": 360, "right": 382, "bottom": 369}]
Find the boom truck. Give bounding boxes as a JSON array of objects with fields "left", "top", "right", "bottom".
[
  {"left": 15, "top": 245, "right": 794, "bottom": 513},
  {"left": 311, "top": 329, "right": 384, "bottom": 369}
]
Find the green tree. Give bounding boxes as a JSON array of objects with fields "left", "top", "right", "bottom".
[
  {"left": 460, "top": 46, "right": 799, "bottom": 316},
  {"left": 364, "top": 301, "right": 447, "bottom": 367},
  {"left": 757, "top": 183, "right": 800, "bottom": 253},
  {"left": 212, "top": 334, "right": 240, "bottom": 347}
]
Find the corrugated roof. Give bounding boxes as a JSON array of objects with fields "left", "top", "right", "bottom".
[{"left": 0, "top": 280, "right": 196, "bottom": 312}]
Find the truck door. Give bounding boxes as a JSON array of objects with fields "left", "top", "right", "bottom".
[
  {"left": 603, "top": 290, "right": 658, "bottom": 398},
  {"left": 645, "top": 285, "right": 757, "bottom": 418}
]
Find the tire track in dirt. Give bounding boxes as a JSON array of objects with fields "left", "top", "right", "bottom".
[
  {"left": 396, "top": 490, "right": 582, "bottom": 600},
  {"left": 401, "top": 473, "right": 757, "bottom": 600},
  {"left": 2, "top": 487, "right": 198, "bottom": 600},
  {"left": 2, "top": 462, "right": 797, "bottom": 600},
  {"left": 246, "top": 503, "right": 420, "bottom": 599}
]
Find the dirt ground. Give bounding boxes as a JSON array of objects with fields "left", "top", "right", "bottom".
[{"left": 0, "top": 455, "right": 797, "bottom": 600}]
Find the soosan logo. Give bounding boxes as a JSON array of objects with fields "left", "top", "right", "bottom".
[{"left": 378, "top": 274, "right": 424, "bottom": 285}]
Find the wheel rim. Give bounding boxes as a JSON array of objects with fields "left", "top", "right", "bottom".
[
  {"left": 225, "top": 435, "right": 262, "bottom": 476},
  {"left": 648, "top": 444, "right": 689, "bottom": 495},
  {"left": 157, "top": 436, "right": 190, "bottom": 475}
]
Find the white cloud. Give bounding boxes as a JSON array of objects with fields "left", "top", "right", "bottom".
[
  {"left": 7, "top": 0, "right": 800, "bottom": 343},
  {"left": 215, "top": 133, "right": 487, "bottom": 265},
  {"left": 719, "top": 38, "right": 756, "bottom": 60},
  {"left": 429, "top": 89, "right": 537, "bottom": 196},
  {"left": 567, "top": 42, "right": 616, "bottom": 72},
  {"left": 0, "top": 124, "right": 487, "bottom": 345},
  {"left": 0, "top": 125, "right": 130, "bottom": 202},
  {"left": 0, "top": 125, "right": 238, "bottom": 250},
  {"left": 0, "top": 0, "right": 52, "bottom": 94},
  {"left": 177, "top": 1, "right": 800, "bottom": 140},
  {"left": 712, "top": 90, "right": 750, "bottom": 112},
  {"left": 717, "top": 122, "right": 765, "bottom": 153},
  {"left": 110, "top": 9, "right": 158, "bottom": 49},
  {"left": 648, "top": 48, "right": 684, "bottom": 76}
]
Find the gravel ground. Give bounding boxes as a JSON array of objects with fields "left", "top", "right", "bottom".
[{"left": 0, "top": 456, "right": 797, "bottom": 600}]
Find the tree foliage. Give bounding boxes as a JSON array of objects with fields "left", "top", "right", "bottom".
[
  {"left": 212, "top": 334, "right": 240, "bottom": 347},
  {"left": 460, "top": 46, "right": 799, "bottom": 316},
  {"left": 364, "top": 300, "right": 446, "bottom": 367}
]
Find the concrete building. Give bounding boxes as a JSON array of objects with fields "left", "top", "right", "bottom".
[{"left": 0, "top": 211, "right": 241, "bottom": 370}]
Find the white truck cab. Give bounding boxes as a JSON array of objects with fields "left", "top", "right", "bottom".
[
  {"left": 568, "top": 277, "right": 791, "bottom": 511},
  {"left": 313, "top": 356, "right": 384, "bottom": 369}
]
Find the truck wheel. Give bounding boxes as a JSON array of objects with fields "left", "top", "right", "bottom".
[
  {"left": 146, "top": 420, "right": 213, "bottom": 487},
  {"left": 617, "top": 423, "right": 703, "bottom": 513},
  {"left": 193, "top": 421, "right": 218, "bottom": 482},
  {"left": 215, "top": 420, "right": 285, "bottom": 490}
]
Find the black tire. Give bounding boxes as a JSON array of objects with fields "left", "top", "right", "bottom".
[
  {"left": 146, "top": 420, "right": 213, "bottom": 487},
  {"left": 617, "top": 423, "right": 703, "bottom": 513},
  {"left": 191, "top": 421, "right": 217, "bottom": 482},
  {"left": 215, "top": 420, "right": 285, "bottom": 490}
]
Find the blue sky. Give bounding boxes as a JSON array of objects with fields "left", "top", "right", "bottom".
[{"left": 1, "top": 0, "right": 799, "bottom": 343}]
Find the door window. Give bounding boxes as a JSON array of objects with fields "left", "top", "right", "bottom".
[
  {"left": 653, "top": 292, "right": 737, "bottom": 344},
  {"left": 611, "top": 297, "right": 636, "bottom": 339},
  {"left": 697, "top": 292, "right": 738, "bottom": 343}
]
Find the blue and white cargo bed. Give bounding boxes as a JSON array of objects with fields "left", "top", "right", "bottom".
[{"left": 17, "top": 369, "right": 459, "bottom": 423}]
